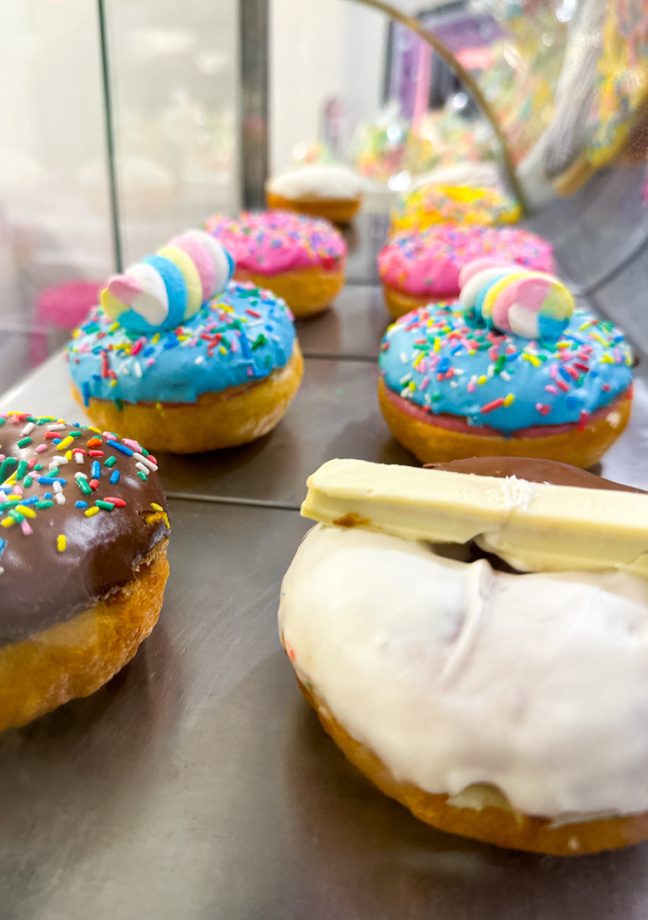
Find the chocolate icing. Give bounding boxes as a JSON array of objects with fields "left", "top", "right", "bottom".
[
  {"left": 0, "top": 413, "right": 170, "bottom": 645},
  {"left": 426, "top": 457, "right": 645, "bottom": 494}
]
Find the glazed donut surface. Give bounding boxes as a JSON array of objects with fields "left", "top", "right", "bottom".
[
  {"left": 0, "top": 412, "right": 169, "bottom": 643},
  {"left": 206, "top": 210, "right": 346, "bottom": 277},
  {"left": 68, "top": 280, "right": 297, "bottom": 408},
  {"left": 279, "top": 523, "right": 648, "bottom": 819}
]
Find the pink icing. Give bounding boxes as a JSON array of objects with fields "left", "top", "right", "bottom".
[
  {"left": 379, "top": 225, "right": 555, "bottom": 298},
  {"left": 171, "top": 234, "right": 215, "bottom": 300},
  {"left": 205, "top": 210, "right": 346, "bottom": 276}
]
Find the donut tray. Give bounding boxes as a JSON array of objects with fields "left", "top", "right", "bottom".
[{"left": 0, "top": 215, "right": 647, "bottom": 919}]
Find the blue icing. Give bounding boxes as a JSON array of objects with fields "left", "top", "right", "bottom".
[
  {"left": 379, "top": 302, "right": 633, "bottom": 434},
  {"left": 68, "top": 281, "right": 297, "bottom": 406}
]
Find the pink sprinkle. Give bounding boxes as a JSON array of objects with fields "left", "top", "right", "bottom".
[
  {"left": 35, "top": 443, "right": 48, "bottom": 454},
  {"left": 20, "top": 520, "right": 32, "bottom": 536},
  {"left": 130, "top": 339, "right": 145, "bottom": 356},
  {"left": 544, "top": 385, "right": 558, "bottom": 395},
  {"left": 535, "top": 403, "right": 551, "bottom": 416}
]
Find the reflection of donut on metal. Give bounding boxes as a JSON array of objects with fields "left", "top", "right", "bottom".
[
  {"left": 101, "top": 230, "right": 235, "bottom": 335},
  {"left": 459, "top": 258, "right": 574, "bottom": 340}
]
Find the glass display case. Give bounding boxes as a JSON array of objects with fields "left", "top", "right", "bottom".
[{"left": 0, "top": 2, "right": 647, "bottom": 917}]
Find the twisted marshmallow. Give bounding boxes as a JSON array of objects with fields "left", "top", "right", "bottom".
[
  {"left": 101, "top": 230, "right": 235, "bottom": 334},
  {"left": 459, "top": 258, "right": 574, "bottom": 340}
]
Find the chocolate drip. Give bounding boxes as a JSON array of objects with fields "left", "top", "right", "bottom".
[
  {"left": 0, "top": 415, "right": 169, "bottom": 645},
  {"left": 426, "top": 457, "right": 644, "bottom": 494}
]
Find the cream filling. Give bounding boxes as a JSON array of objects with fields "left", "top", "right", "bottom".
[{"left": 279, "top": 524, "right": 648, "bottom": 819}]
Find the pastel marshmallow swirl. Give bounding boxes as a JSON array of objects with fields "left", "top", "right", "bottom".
[
  {"left": 459, "top": 259, "right": 574, "bottom": 340},
  {"left": 101, "top": 230, "right": 235, "bottom": 334}
]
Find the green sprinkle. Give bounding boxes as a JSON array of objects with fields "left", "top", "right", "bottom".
[
  {"left": 14, "top": 460, "right": 28, "bottom": 482},
  {"left": 96, "top": 500, "right": 115, "bottom": 511},
  {"left": 17, "top": 437, "right": 32, "bottom": 448},
  {"left": 104, "top": 456, "right": 117, "bottom": 468}
]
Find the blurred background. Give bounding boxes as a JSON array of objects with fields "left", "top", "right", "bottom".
[{"left": 0, "top": 0, "right": 645, "bottom": 388}]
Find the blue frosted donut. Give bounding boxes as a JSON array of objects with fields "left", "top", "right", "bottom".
[{"left": 69, "top": 281, "right": 297, "bottom": 406}]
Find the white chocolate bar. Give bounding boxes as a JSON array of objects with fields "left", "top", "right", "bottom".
[{"left": 301, "top": 459, "right": 648, "bottom": 575}]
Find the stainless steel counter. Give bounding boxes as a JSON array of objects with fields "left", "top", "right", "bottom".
[
  {"left": 1, "top": 220, "right": 648, "bottom": 919},
  {"left": 3, "top": 500, "right": 648, "bottom": 920}
]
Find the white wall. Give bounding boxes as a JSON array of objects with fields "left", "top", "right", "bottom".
[{"left": 270, "top": 0, "right": 387, "bottom": 172}]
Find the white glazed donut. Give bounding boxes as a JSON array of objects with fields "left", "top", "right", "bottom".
[{"left": 279, "top": 459, "right": 648, "bottom": 855}]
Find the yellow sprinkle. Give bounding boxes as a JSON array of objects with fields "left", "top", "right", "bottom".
[
  {"left": 89, "top": 427, "right": 102, "bottom": 434},
  {"left": 15, "top": 504, "right": 36, "bottom": 519},
  {"left": 433, "top": 338, "right": 441, "bottom": 352},
  {"left": 477, "top": 375, "right": 487, "bottom": 385},
  {"left": 556, "top": 341, "right": 569, "bottom": 349},
  {"left": 57, "top": 436, "right": 74, "bottom": 451},
  {"left": 503, "top": 393, "right": 515, "bottom": 407},
  {"left": 150, "top": 502, "right": 164, "bottom": 512},
  {"left": 152, "top": 333, "right": 161, "bottom": 344},
  {"left": 56, "top": 534, "right": 67, "bottom": 553},
  {"left": 591, "top": 333, "right": 609, "bottom": 347},
  {"left": 65, "top": 450, "right": 73, "bottom": 461},
  {"left": 601, "top": 354, "right": 614, "bottom": 364},
  {"left": 1, "top": 517, "right": 15, "bottom": 529},
  {"left": 219, "top": 346, "right": 227, "bottom": 355},
  {"left": 145, "top": 511, "right": 171, "bottom": 529},
  {"left": 522, "top": 353, "right": 542, "bottom": 368},
  {"left": 84, "top": 506, "right": 100, "bottom": 518}
]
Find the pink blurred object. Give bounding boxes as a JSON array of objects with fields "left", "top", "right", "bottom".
[
  {"left": 36, "top": 280, "right": 101, "bottom": 329},
  {"left": 31, "top": 280, "right": 101, "bottom": 366}
]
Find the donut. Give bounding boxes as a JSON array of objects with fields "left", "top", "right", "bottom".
[
  {"left": 279, "top": 457, "right": 648, "bottom": 855},
  {"left": 377, "top": 265, "right": 634, "bottom": 467},
  {"left": 206, "top": 210, "right": 346, "bottom": 319},
  {"left": 68, "top": 276, "right": 303, "bottom": 454},
  {"left": 266, "top": 164, "right": 363, "bottom": 225},
  {"left": 0, "top": 411, "right": 170, "bottom": 731},
  {"left": 389, "top": 182, "right": 521, "bottom": 236},
  {"left": 378, "top": 225, "right": 555, "bottom": 320}
]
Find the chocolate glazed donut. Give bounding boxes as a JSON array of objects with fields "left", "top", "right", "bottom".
[{"left": 0, "top": 411, "right": 171, "bottom": 730}]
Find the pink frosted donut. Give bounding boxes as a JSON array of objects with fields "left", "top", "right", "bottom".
[
  {"left": 205, "top": 210, "right": 347, "bottom": 318},
  {"left": 378, "top": 225, "right": 555, "bottom": 319}
]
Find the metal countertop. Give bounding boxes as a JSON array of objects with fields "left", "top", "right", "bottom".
[{"left": 3, "top": 500, "right": 648, "bottom": 920}]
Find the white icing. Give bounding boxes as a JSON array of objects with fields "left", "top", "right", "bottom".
[
  {"left": 267, "top": 164, "right": 363, "bottom": 200},
  {"left": 279, "top": 524, "right": 648, "bottom": 818}
]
